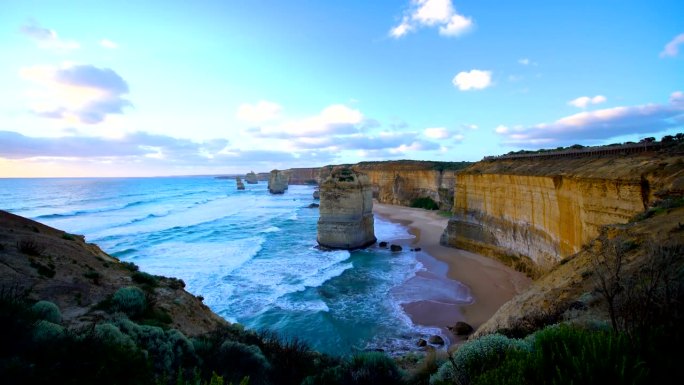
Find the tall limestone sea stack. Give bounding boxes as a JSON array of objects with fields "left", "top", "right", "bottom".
[
  {"left": 317, "top": 167, "right": 376, "bottom": 250},
  {"left": 268, "top": 169, "right": 289, "bottom": 194}
]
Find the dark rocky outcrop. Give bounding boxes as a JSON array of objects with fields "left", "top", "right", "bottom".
[
  {"left": 448, "top": 321, "right": 474, "bottom": 335},
  {"left": 236, "top": 176, "right": 245, "bottom": 190},
  {"left": 317, "top": 167, "right": 376, "bottom": 250},
  {"left": 390, "top": 244, "right": 402, "bottom": 252}
]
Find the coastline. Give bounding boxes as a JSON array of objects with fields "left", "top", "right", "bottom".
[{"left": 373, "top": 203, "right": 531, "bottom": 345}]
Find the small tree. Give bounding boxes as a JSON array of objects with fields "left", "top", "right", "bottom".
[{"left": 590, "top": 236, "right": 628, "bottom": 332}]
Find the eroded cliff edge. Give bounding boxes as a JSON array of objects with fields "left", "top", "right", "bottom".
[{"left": 441, "top": 150, "right": 684, "bottom": 270}]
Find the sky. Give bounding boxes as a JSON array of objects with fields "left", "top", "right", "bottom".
[{"left": 0, "top": 0, "right": 682, "bottom": 177}]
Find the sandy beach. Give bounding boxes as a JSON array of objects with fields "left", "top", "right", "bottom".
[{"left": 373, "top": 203, "right": 531, "bottom": 344}]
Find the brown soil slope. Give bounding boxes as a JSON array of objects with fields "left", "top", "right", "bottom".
[{"left": 0, "top": 210, "right": 227, "bottom": 336}]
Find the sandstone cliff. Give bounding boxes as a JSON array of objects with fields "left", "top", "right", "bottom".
[
  {"left": 287, "top": 167, "right": 320, "bottom": 185},
  {"left": 317, "top": 167, "right": 376, "bottom": 249},
  {"left": 268, "top": 169, "right": 289, "bottom": 194},
  {"left": 314, "top": 161, "right": 470, "bottom": 210},
  {"left": 441, "top": 149, "right": 684, "bottom": 270}
]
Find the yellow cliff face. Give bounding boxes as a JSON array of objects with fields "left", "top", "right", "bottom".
[
  {"left": 352, "top": 162, "right": 464, "bottom": 210},
  {"left": 442, "top": 152, "right": 684, "bottom": 268}
]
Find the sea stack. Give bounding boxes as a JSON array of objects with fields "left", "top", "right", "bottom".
[
  {"left": 317, "top": 167, "right": 376, "bottom": 250},
  {"left": 245, "top": 171, "right": 258, "bottom": 184},
  {"left": 268, "top": 169, "right": 289, "bottom": 194},
  {"left": 236, "top": 176, "right": 245, "bottom": 190}
]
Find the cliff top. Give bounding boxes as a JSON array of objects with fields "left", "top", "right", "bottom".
[
  {"left": 463, "top": 145, "right": 684, "bottom": 182},
  {"left": 350, "top": 160, "right": 473, "bottom": 171}
]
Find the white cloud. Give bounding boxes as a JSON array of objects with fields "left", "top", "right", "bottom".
[
  {"left": 100, "top": 39, "right": 118, "bottom": 49},
  {"left": 660, "top": 33, "right": 684, "bottom": 58},
  {"left": 496, "top": 91, "right": 684, "bottom": 146},
  {"left": 20, "top": 21, "right": 79, "bottom": 51},
  {"left": 250, "top": 104, "right": 363, "bottom": 138},
  {"left": 390, "top": 0, "right": 473, "bottom": 38},
  {"left": 568, "top": 95, "right": 607, "bottom": 108},
  {"left": 452, "top": 69, "right": 492, "bottom": 91},
  {"left": 424, "top": 127, "right": 450, "bottom": 139},
  {"left": 20, "top": 64, "right": 131, "bottom": 124},
  {"left": 236, "top": 100, "right": 282, "bottom": 123}
]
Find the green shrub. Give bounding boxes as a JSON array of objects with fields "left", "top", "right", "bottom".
[
  {"left": 121, "top": 261, "right": 140, "bottom": 271},
  {"left": 32, "top": 320, "right": 65, "bottom": 342},
  {"left": 112, "top": 286, "right": 147, "bottom": 317},
  {"left": 218, "top": 340, "right": 270, "bottom": 384},
  {"left": 94, "top": 323, "right": 136, "bottom": 349},
  {"left": 132, "top": 271, "right": 159, "bottom": 287},
  {"left": 304, "top": 352, "right": 402, "bottom": 385},
  {"left": 84, "top": 270, "right": 102, "bottom": 284},
  {"left": 410, "top": 197, "right": 439, "bottom": 210},
  {"left": 61, "top": 233, "right": 76, "bottom": 241},
  {"left": 430, "top": 334, "right": 530, "bottom": 385},
  {"left": 31, "top": 300, "right": 61, "bottom": 324},
  {"left": 474, "top": 325, "right": 648, "bottom": 385}
]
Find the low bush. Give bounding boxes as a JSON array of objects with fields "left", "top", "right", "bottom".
[
  {"left": 410, "top": 197, "right": 439, "bottom": 210},
  {"left": 304, "top": 352, "right": 403, "bottom": 385},
  {"left": 31, "top": 300, "right": 61, "bottom": 324},
  {"left": 17, "top": 239, "right": 45, "bottom": 256},
  {"left": 132, "top": 271, "right": 159, "bottom": 287},
  {"left": 112, "top": 286, "right": 147, "bottom": 317}
]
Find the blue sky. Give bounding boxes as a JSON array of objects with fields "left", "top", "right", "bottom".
[{"left": 1, "top": 0, "right": 682, "bottom": 177}]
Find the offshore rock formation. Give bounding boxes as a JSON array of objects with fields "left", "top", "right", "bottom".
[
  {"left": 244, "top": 171, "right": 258, "bottom": 184},
  {"left": 268, "top": 169, "right": 289, "bottom": 194},
  {"left": 441, "top": 150, "right": 684, "bottom": 269},
  {"left": 235, "top": 176, "right": 245, "bottom": 190},
  {"left": 317, "top": 167, "right": 376, "bottom": 250}
]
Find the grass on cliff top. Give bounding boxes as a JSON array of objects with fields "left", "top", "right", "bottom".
[{"left": 353, "top": 160, "right": 473, "bottom": 171}]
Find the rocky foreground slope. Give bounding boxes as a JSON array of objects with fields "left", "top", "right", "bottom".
[{"left": 0, "top": 210, "right": 226, "bottom": 336}]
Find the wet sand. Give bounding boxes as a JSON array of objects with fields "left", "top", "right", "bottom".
[{"left": 373, "top": 203, "right": 531, "bottom": 344}]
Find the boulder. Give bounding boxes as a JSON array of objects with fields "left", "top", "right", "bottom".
[
  {"left": 308, "top": 203, "right": 320, "bottom": 208},
  {"left": 448, "top": 321, "right": 474, "bottom": 336},
  {"left": 317, "top": 167, "right": 376, "bottom": 250},
  {"left": 268, "top": 169, "right": 289, "bottom": 194},
  {"left": 390, "top": 244, "right": 402, "bottom": 252},
  {"left": 417, "top": 338, "right": 427, "bottom": 347},
  {"left": 313, "top": 189, "right": 320, "bottom": 200},
  {"left": 379, "top": 241, "right": 388, "bottom": 248},
  {"left": 244, "top": 171, "right": 258, "bottom": 184},
  {"left": 428, "top": 335, "right": 445, "bottom": 345}
]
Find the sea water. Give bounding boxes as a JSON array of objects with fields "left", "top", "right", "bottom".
[{"left": 0, "top": 176, "right": 471, "bottom": 354}]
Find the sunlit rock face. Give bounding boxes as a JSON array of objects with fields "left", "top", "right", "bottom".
[
  {"left": 268, "top": 169, "right": 289, "bottom": 194},
  {"left": 317, "top": 167, "right": 376, "bottom": 250},
  {"left": 244, "top": 171, "right": 258, "bottom": 184},
  {"left": 440, "top": 152, "right": 684, "bottom": 268}
]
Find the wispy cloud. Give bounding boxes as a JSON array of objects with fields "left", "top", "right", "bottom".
[
  {"left": 20, "top": 64, "right": 131, "bottom": 124},
  {"left": 20, "top": 21, "right": 79, "bottom": 51},
  {"left": 660, "top": 33, "right": 684, "bottom": 58},
  {"left": 452, "top": 69, "right": 492, "bottom": 91},
  {"left": 517, "top": 58, "right": 537, "bottom": 66},
  {"left": 568, "top": 95, "right": 607, "bottom": 109},
  {"left": 236, "top": 100, "right": 282, "bottom": 123},
  {"left": 495, "top": 91, "right": 684, "bottom": 146},
  {"left": 100, "top": 39, "right": 118, "bottom": 49},
  {"left": 390, "top": 0, "right": 473, "bottom": 38},
  {"left": 248, "top": 104, "right": 363, "bottom": 138}
]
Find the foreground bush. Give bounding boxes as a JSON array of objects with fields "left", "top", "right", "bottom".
[
  {"left": 113, "top": 286, "right": 147, "bottom": 317},
  {"left": 303, "top": 352, "right": 403, "bottom": 385}
]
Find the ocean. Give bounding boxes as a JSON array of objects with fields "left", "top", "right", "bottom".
[{"left": 0, "top": 176, "right": 471, "bottom": 355}]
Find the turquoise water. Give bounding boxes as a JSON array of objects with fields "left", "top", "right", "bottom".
[{"left": 0, "top": 176, "right": 471, "bottom": 354}]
